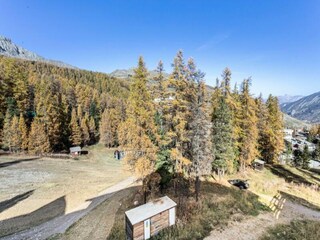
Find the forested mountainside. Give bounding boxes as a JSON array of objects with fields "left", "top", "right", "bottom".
[
  {"left": 0, "top": 36, "right": 76, "bottom": 69},
  {"left": 0, "top": 51, "right": 284, "bottom": 175},
  {"left": 0, "top": 55, "right": 129, "bottom": 152},
  {"left": 281, "top": 91, "right": 320, "bottom": 123}
]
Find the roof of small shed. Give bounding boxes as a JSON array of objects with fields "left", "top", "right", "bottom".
[
  {"left": 70, "top": 146, "right": 81, "bottom": 152},
  {"left": 125, "top": 196, "right": 177, "bottom": 225}
]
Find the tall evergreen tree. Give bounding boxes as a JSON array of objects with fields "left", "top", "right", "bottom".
[
  {"left": 118, "top": 56, "right": 158, "bottom": 182},
  {"left": 212, "top": 97, "right": 236, "bottom": 174},
  {"left": 302, "top": 145, "right": 310, "bottom": 169},
  {"left": 238, "top": 79, "right": 259, "bottom": 171},
  {"left": 81, "top": 113, "right": 90, "bottom": 146},
  {"left": 70, "top": 108, "right": 82, "bottom": 146},
  {"left": 28, "top": 118, "right": 50, "bottom": 155},
  {"left": 190, "top": 80, "right": 213, "bottom": 201},
  {"left": 164, "top": 51, "right": 191, "bottom": 173},
  {"left": 89, "top": 116, "right": 96, "bottom": 144},
  {"left": 256, "top": 94, "right": 270, "bottom": 161},
  {"left": 10, "top": 115, "right": 21, "bottom": 152},
  {"left": 265, "top": 95, "right": 284, "bottom": 163},
  {"left": 19, "top": 113, "right": 28, "bottom": 151},
  {"left": 99, "top": 108, "right": 121, "bottom": 147},
  {"left": 2, "top": 109, "right": 13, "bottom": 151},
  {"left": 313, "top": 142, "right": 320, "bottom": 160}
]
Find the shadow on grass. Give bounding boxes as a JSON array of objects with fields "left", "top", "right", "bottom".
[
  {"left": 0, "top": 196, "right": 66, "bottom": 238},
  {"left": 309, "top": 168, "right": 320, "bottom": 174},
  {"left": 0, "top": 190, "right": 35, "bottom": 213},
  {"left": 0, "top": 158, "right": 40, "bottom": 168},
  {"left": 295, "top": 168, "right": 320, "bottom": 184},
  {"left": 279, "top": 191, "right": 320, "bottom": 211},
  {"left": 0, "top": 184, "right": 138, "bottom": 240},
  {"left": 267, "top": 165, "right": 316, "bottom": 186}
]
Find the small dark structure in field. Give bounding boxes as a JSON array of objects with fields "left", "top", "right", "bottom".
[
  {"left": 125, "top": 196, "right": 177, "bottom": 240},
  {"left": 114, "top": 150, "right": 124, "bottom": 160},
  {"left": 228, "top": 179, "right": 249, "bottom": 189},
  {"left": 252, "top": 159, "right": 265, "bottom": 171},
  {"left": 69, "top": 146, "right": 81, "bottom": 156}
]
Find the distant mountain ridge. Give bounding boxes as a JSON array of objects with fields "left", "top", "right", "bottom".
[
  {"left": 277, "top": 94, "right": 304, "bottom": 104},
  {"left": 281, "top": 91, "right": 320, "bottom": 123},
  {"left": 0, "top": 35, "right": 76, "bottom": 69},
  {"left": 110, "top": 68, "right": 170, "bottom": 79}
]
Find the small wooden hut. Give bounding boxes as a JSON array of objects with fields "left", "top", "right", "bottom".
[
  {"left": 125, "top": 196, "right": 177, "bottom": 240},
  {"left": 252, "top": 159, "right": 265, "bottom": 171},
  {"left": 69, "top": 146, "right": 81, "bottom": 156}
]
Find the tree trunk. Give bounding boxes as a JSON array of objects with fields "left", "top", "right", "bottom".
[
  {"left": 195, "top": 176, "right": 200, "bottom": 202},
  {"left": 143, "top": 189, "right": 147, "bottom": 204}
]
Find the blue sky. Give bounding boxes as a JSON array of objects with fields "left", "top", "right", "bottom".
[{"left": 1, "top": 0, "right": 319, "bottom": 96}]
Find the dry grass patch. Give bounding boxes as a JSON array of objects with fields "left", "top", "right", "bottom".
[
  {"left": 230, "top": 166, "right": 320, "bottom": 210},
  {"left": 260, "top": 220, "right": 320, "bottom": 240}
]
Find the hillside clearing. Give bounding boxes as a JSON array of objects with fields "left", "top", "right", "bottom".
[{"left": 0, "top": 144, "right": 130, "bottom": 238}]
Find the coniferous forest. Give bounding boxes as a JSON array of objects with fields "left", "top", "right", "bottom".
[{"left": 0, "top": 51, "right": 284, "bottom": 178}]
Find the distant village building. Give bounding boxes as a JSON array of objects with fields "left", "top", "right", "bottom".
[
  {"left": 69, "top": 146, "right": 81, "bottom": 156},
  {"left": 153, "top": 96, "right": 174, "bottom": 103},
  {"left": 125, "top": 196, "right": 177, "bottom": 240},
  {"left": 284, "top": 128, "right": 294, "bottom": 141},
  {"left": 309, "top": 160, "right": 320, "bottom": 169}
]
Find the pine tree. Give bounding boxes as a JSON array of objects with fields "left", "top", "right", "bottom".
[
  {"left": 313, "top": 142, "right": 320, "bottom": 160},
  {"left": 293, "top": 149, "right": 303, "bottom": 167},
  {"left": 28, "top": 118, "right": 50, "bottom": 155},
  {"left": 19, "top": 113, "right": 29, "bottom": 151},
  {"left": 190, "top": 81, "right": 213, "bottom": 201},
  {"left": 70, "top": 108, "right": 82, "bottom": 146},
  {"left": 153, "top": 60, "right": 166, "bottom": 102},
  {"left": 77, "top": 104, "right": 83, "bottom": 120},
  {"left": 81, "top": 113, "right": 90, "bottom": 146},
  {"left": 12, "top": 65, "right": 29, "bottom": 114},
  {"left": 265, "top": 95, "right": 284, "bottom": 163},
  {"left": 238, "top": 79, "right": 259, "bottom": 171},
  {"left": 118, "top": 56, "right": 158, "bottom": 182},
  {"left": 302, "top": 145, "right": 310, "bottom": 169},
  {"left": 89, "top": 116, "right": 96, "bottom": 144},
  {"left": 164, "top": 51, "right": 191, "bottom": 174},
  {"left": 99, "top": 108, "right": 121, "bottom": 147},
  {"left": 2, "top": 109, "right": 13, "bottom": 151},
  {"left": 10, "top": 115, "right": 21, "bottom": 152},
  {"left": 256, "top": 94, "right": 270, "bottom": 161},
  {"left": 212, "top": 97, "right": 236, "bottom": 175}
]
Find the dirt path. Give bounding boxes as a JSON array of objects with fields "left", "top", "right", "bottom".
[
  {"left": 205, "top": 195, "right": 320, "bottom": 240},
  {"left": 1, "top": 177, "right": 136, "bottom": 240}
]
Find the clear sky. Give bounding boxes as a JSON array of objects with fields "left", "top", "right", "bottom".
[{"left": 1, "top": 0, "right": 319, "bottom": 96}]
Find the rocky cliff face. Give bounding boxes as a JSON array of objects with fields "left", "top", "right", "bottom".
[
  {"left": 281, "top": 91, "right": 320, "bottom": 123},
  {"left": 0, "top": 36, "right": 76, "bottom": 69}
]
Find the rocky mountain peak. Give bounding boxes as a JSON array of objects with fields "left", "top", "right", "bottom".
[{"left": 0, "top": 35, "right": 76, "bottom": 69}]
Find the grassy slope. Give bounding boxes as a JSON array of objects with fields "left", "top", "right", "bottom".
[
  {"left": 108, "top": 180, "right": 269, "bottom": 240},
  {"left": 261, "top": 220, "right": 320, "bottom": 240},
  {"left": 107, "top": 164, "right": 320, "bottom": 240},
  {"left": 241, "top": 165, "right": 320, "bottom": 210}
]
